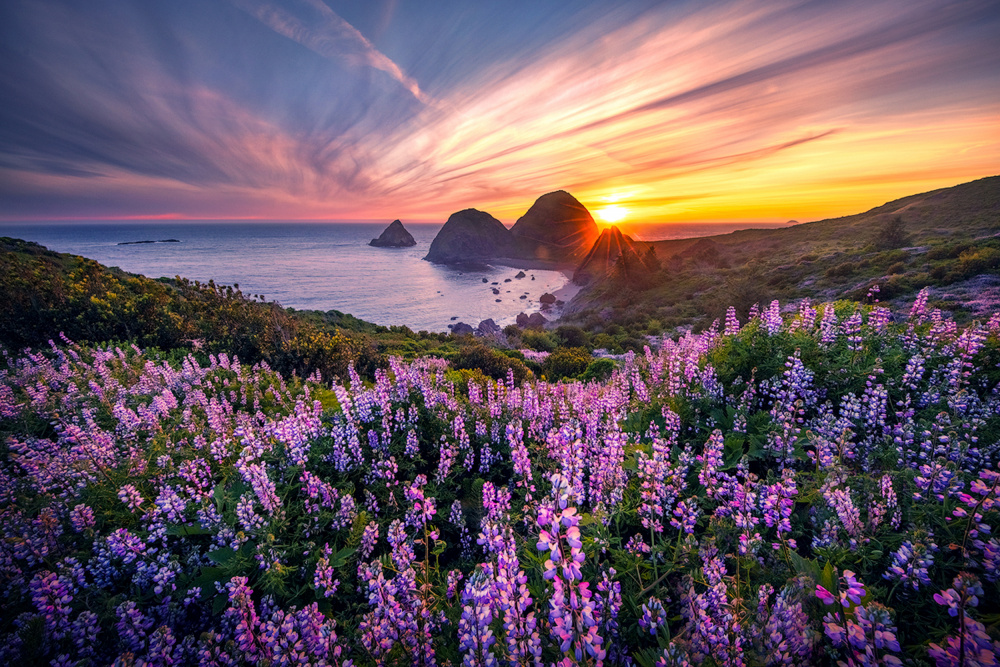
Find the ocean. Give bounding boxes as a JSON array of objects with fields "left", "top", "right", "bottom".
[{"left": 0, "top": 220, "right": 787, "bottom": 332}]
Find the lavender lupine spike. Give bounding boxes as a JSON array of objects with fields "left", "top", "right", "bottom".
[
  {"left": 537, "top": 473, "right": 605, "bottom": 665},
  {"left": 458, "top": 568, "right": 497, "bottom": 667}
]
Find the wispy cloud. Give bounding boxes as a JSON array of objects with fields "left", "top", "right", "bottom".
[
  {"left": 228, "top": 0, "right": 427, "bottom": 103},
  {"left": 0, "top": 0, "right": 997, "bottom": 221}
]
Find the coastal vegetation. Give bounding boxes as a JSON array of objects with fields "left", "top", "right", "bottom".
[
  {"left": 1, "top": 289, "right": 999, "bottom": 665},
  {"left": 1, "top": 177, "right": 1000, "bottom": 664},
  {"left": 567, "top": 175, "right": 1000, "bottom": 335}
]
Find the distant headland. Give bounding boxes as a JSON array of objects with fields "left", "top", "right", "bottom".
[{"left": 117, "top": 239, "right": 181, "bottom": 245}]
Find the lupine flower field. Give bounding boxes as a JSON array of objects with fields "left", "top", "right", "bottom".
[{"left": 2, "top": 289, "right": 999, "bottom": 666}]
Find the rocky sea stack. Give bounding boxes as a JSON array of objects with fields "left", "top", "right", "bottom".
[
  {"left": 510, "top": 190, "right": 600, "bottom": 263},
  {"left": 573, "top": 226, "right": 658, "bottom": 285},
  {"left": 424, "top": 209, "right": 516, "bottom": 264},
  {"left": 369, "top": 219, "right": 416, "bottom": 247}
]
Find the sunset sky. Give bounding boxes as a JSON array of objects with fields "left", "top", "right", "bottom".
[{"left": 1, "top": 0, "right": 998, "bottom": 224}]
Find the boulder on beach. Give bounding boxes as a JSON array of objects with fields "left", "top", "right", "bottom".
[
  {"left": 477, "top": 319, "right": 502, "bottom": 336},
  {"left": 510, "top": 190, "right": 600, "bottom": 263},
  {"left": 424, "top": 209, "right": 515, "bottom": 263},
  {"left": 526, "top": 313, "right": 547, "bottom": 328},
  {"left": 539, "top": 293, "right": 557, "bottom": 304},
  {"left": 516, "top": 312, "right": 529, "bottom": 327},
  {"left": 369, "top": 219, "right": 417, "bottom": 247},
  {"left": 515, "top": 271, "right": 526, "bottom": 279},
  {"left": 451, "top": 322, "right": 475, "bottom": 336}
]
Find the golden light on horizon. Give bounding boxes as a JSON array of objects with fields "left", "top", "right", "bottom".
[{"left": 597, "top": 204, "right": 628, "bottom": 223}]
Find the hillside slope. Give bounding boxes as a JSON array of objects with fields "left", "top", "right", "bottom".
[{"left": 566, "top": 175, "right": 1000, "bottom": 331}]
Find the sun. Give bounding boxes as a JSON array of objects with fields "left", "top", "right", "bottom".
[{"left": 598, "top": 204, "right": 627, "bottom": 223}]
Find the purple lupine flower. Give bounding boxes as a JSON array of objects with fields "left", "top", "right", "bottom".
[
  {"left": 457, "top": 568, "right": 497, "bottom": 667},
  {"left": 537, "top": 473, "right": 605, "bottom": 664},
  {"left": 639, "top": 596, "right": 668, "bottom": 635},
  {"left": 69, "top": 504, "right": 95, "bottom": 533}
]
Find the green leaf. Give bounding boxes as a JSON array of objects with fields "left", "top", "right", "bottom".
[
  {"left": 208, "top": 547, "right": 238, "bottom": 565},
  {"left": 723, "top": 435, "right": 745, "bottom": 468},
  {"left": 330, "top": 546, "right": 356, "bottom": 568},
  {"left": 213, "top": 483, "right": 226, "bottom": 513},
  {"left": 166, "top": 524, "right": 213, "bottom": 537},
  {"left": 820, "top": 561, "right": 836, "bottom": 593},
  {"left": 431, "top": 540, "right": 447, "bottom": 556},
  {"left": 789, "top": 551, "right": 821, "bottom": 581}
]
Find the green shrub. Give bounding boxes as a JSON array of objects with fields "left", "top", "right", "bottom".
[
  {"left": 520, "top": 329, "right": 558, "bottom": 352},
  {"left": 555, "top": 325, "right": 589, "bottom": 348},
  {"left": 542, "top": 347, "right": 591, "bottom": 381},
  {"left": 579, "top": 358, "right": 615, "bottom": 383},
  {"left": 451, "top": 343, "right": 529, "bottom": 383}
]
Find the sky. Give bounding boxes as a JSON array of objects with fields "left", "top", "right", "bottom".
[{"left": 0, "top": 0, "right": 998, "bottom": 224}]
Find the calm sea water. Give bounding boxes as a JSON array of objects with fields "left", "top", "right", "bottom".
[{"left": 0, "top": 220, "right": 786, "bottom": 331}]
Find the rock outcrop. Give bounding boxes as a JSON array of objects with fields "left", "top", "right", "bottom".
[
  {"left": 510, "top": 191, "right": 599, "bottom": 263},
  {"left": 573, "top": 226, "right": 659, "bottom": 285},
  {"left": 369, "top": 219, "right": 416, "bottom": 247},
  {"left": 424, "top": 191, "right": 599, "bottom": 266},
  {"left": 450, "top": 322, "right": 475, "bottom": 336},
  {"left": 424, "top": 209, "right": 515, "bottom": 264},
  {"left": 477, "top": 319, "right": 502, "bottom": 336}
]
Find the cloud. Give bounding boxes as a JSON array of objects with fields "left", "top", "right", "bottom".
[
  {"left": 228, "top": 0, "right": 427, "bottom": 103},
  {"left": 0, "top": 0, "right": 997, "bottom": 221}
]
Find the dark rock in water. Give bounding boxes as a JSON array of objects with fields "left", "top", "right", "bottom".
[
  {"left": 424, "top": 209, "right": 515, "bottom": 263},
  {"left": 370, "top": 219, "right": 417, "bottom": 247},
  {"left": 496, "top": 299, "right": 502, "bottom": 303},
  {"left": 531, "top": 275, "right": 535, "bottom": 280},
  {"left": 510, "top": 190, "right": 600, "bottom": 263},
  {"left": 451, "top": 316, "right": 459, "bottom": 320},
  {"left": 491, "top": 282, "right": 499, "bottom": 285},
  {"left": 482, "top": 277, "right": 488, "bottom": 283},
  {"left": 516, "top": 312, "right": 529, "bottom": 327},
  {"left": 539, "top": 293, "right": 557, "bottom": 304},
  {"left": 451, "top": 322, "right": 475, "bottom": 336},
  {"left": 492, "top": 288, "right": 500, "bottom": 295},
  {"left": 519, "top": 295, "right": 527, "bottom": 299},
  {"left": 504, "top": 278, "right": 512, "bottom": 283},
  {"left": 526, "top": 312, "right": 547, "bottom": 327},
  {"left": 477, "top": 319, "right": 501, "bottom": 336},
  {"left": 515, "top": 271, "right": 526, "bottom": 279}
]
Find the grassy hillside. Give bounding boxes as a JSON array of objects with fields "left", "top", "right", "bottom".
[
  {"left": 0, "top": 237, "right": 468, "bottom": 381},
  {"left": 567, "top": 175, "right": 1000, "bottom": 333}
]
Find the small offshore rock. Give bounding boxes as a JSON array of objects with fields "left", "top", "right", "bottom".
[
  {"left": 515, "top": 271, "right": 526, "bottom": 279},
  {"left": 369, "top": 219, "right": 417, "bottom": 247}
]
